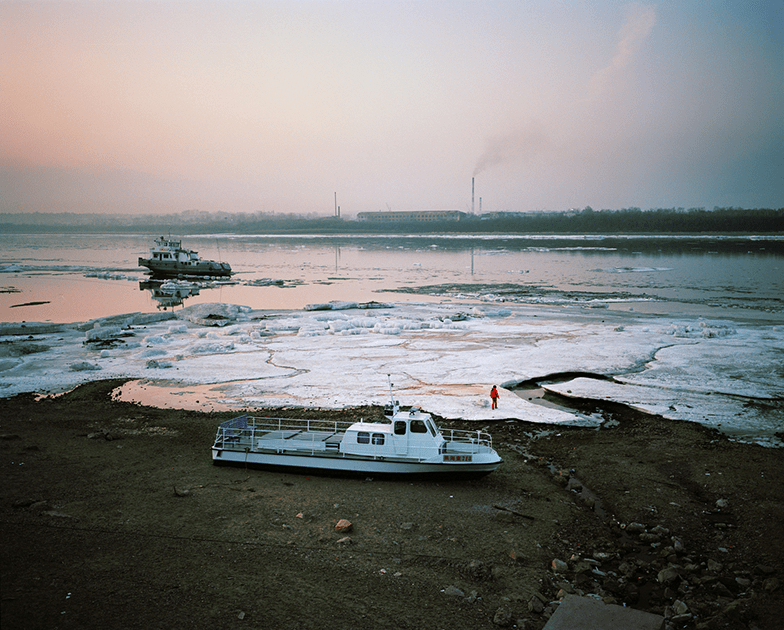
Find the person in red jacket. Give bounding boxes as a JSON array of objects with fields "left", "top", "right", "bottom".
[{"left": 490, "top": 385, "right": 499, "bottom": 409}]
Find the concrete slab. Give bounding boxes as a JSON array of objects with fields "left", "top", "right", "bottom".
[{"left": 543, "top": 594, "right": 664, "bottom": 630}]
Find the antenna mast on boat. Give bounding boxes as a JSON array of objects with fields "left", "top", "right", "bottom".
[{"left": 386, "top": 374, "right": 399, "bottom": 418}]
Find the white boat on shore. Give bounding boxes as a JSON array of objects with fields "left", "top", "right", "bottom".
[
  {"left": 211, "top": 398, "right": 502, "bottom": 478},
  {"left": 138, "top": 236, "right": 232, "bottom": 278}
]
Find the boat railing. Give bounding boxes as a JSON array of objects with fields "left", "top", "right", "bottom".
[
  {"left": 213, "top": 415, "right": 356, "bottom": 453},
  {"left": 440, "top": 428, "right": 494, "bottom": 453}
]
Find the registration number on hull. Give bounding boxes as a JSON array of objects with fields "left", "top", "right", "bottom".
[{"left": 443, "top": 454, "right": 472, "bottom": 462}]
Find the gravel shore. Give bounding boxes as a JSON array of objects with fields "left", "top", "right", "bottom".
[{"left": 1, "top": 380, "right": 781, "bottom": 629}]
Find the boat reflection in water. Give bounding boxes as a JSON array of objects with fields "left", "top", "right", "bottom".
[{"left": 139, "top": 280, "right": 201, "bottom": 311}]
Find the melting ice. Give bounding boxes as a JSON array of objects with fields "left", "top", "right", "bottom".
[{"left": 0, "top": 301, "right": 781, "bottom": 447}]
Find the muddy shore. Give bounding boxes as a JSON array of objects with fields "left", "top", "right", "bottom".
[{"left": 1, "top": 380, "right": 782, "bottom": 629}]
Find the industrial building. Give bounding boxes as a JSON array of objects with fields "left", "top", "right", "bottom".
[{"left": 356, "top": 210, "right": 466, "bottom": 223}]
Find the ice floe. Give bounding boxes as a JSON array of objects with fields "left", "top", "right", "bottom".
[{"left": 0, "top": 301, "right": 781, "bottom": 446}]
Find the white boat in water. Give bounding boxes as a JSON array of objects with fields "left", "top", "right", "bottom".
[
  {"left": 211, "top": 398, "right": 502, "bottom": 478},
  {"left": 138, "top": 236, "right": 232, "bottom": 278}
]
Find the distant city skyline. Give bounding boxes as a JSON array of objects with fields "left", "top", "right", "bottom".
[{"left": 2, "top": 1, "right": 782, "bottom": 215}]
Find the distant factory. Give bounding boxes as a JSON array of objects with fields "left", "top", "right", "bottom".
[{"left": 357, "top": 210, "right": 466, "bottom": 223}]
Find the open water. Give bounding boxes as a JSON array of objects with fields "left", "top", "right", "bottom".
[{"left": 1, "top": 232, "right": 782, "bottom": 324}]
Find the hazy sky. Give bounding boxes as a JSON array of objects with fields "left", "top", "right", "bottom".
[{"left": 2, "top": 1, "right": 782, "bottom": 216}]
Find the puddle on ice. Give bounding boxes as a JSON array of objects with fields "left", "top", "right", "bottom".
[{"left": 114, "top": 380, "right": 260, "bottom": 412}]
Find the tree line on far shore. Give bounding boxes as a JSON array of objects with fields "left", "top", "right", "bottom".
[{"left": 1, "top": 206, "right": 782, "bottom": 234}]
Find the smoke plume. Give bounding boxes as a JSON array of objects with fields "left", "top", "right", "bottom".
[
  {"left": 473, "top": 125, "right": 547, "bottom": 177},
  {"left": 587, "top": 3, "right": 657, "bottom": 101}
]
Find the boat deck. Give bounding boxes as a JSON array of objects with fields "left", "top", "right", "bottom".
[{"left": 215, "top": 415, "right": 353, "bottom": 454}]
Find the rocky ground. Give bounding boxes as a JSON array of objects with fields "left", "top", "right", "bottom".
[{"left": 1, "top": 380, "right": 782, "bottom": 630}]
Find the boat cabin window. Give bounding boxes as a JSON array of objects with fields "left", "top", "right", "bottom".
[
  {"left": 394, "top": 421, "right": 406, "bottom": 435},
  {"left": 411, "top": 420, "right": 428, "bottom": 434},
  {"left": 372, "top": 433, "right": 385, "bottom": 445},
  {"left": 426, "top": 419, "right": 437, "bottom": 435},
  {"left": 357, "top": 431, "right": 370, "bottom": 444}
]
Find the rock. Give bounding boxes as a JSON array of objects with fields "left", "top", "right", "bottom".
[
  {"left": 673, "top": 600, "right": 689, "bottom": 615},
  {"left": 335, "top": 536, "right": 352, "bottom": 545},
  {"left": 334, "top": 519, "right": 352, "bottom": 533},
  {"left": 715, "top": 498, "right": 729, "bottom": 509},
  {"left": 625, "top": 522, "right": 646, "bottom": 534},
  {"left": 658, "top": 566, "right": 680, "bottom": 584},
  {"left": 492, "top": 605, "right": 513, "bottom": 626},
  {"left": 533, "top": 591, "right": 548, "bottom": 604},
  {"left": 551, "top": 558, "right": 568, "bottom": 573},
  {"left": 735, "top": 577, "right": 751, "bottom": 589},
  {"left": 528, "top": 596, "right": 544, "bottom": 614},
  {"left": 707, "top": 558, "right": 723, "bottom": 573},
  {"left": 443, "top": 585, "right": 464, "bottom": 598},
  {"left": 755, "top": 564, "right": 775, "bottom": 575},
  {"left": 556, "top": 581, "right": 574, "bottom": 594},
  {"left": 296, "top": 512, "right": 317, "bottom": 522}
]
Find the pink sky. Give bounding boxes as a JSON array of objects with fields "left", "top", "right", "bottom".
[{"left": 2, "top": 1, "right": 782, "bottom": 215}]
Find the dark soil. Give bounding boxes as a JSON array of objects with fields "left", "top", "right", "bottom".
[{"left": 1, "top": 380, "right": 781, "bottom": 629}]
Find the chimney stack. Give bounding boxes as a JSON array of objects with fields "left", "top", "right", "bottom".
[{"left": 472, "top": 177, "right": 475, "bottom": 214}]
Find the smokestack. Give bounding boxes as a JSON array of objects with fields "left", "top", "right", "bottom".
[{"left": 472, "top": 178, "right": 475, "bottom": 214}]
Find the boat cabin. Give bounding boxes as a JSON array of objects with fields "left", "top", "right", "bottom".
[{"left": 341, "top": 407, "right": 445, "bottom": 459}]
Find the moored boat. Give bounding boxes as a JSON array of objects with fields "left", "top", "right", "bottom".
[
  {"left": 211, "top": 398, "right": 502, "bottom": 478},
  {"left": 138, "top": 236, "right": 232, "bottom": 278}
]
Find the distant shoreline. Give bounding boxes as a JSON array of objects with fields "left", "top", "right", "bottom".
[{"left": 2, "top": 206, "right": 782, "bottom": 235}]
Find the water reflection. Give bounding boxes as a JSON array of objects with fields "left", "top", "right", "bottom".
[
  {"left": 1, "top": 233, "right": 781, "bottom": 324},
  {"left": 139, "top": 280, "right": 201, "bottom": 311}
]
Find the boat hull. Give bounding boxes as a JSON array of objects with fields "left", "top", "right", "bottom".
[
  {"left": 211, "top": 447, "right": 501, "bottom": 478},
  {"left": 138, "top": 257, "right": 232, "bottom": 278}
]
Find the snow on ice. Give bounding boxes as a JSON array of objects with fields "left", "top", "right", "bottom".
[{"left": 0, "top": 301, "right": 781, "bottom": 446}]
